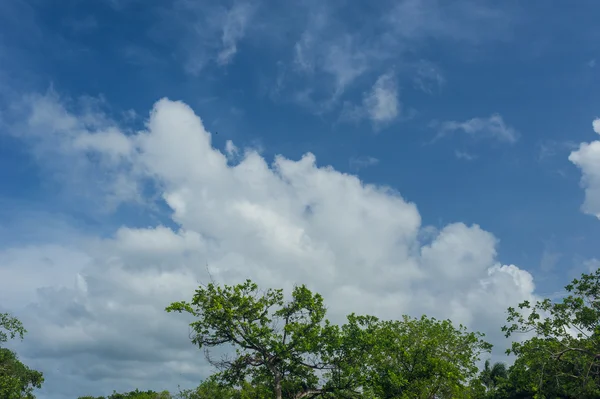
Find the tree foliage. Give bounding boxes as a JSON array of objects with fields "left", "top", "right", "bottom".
[
  {"left": 166, "top": 279, "right": 364, "bottom": 399},
  {"left": 175, "top": 377, "right": 272, "bottom": 399},
  {"left": 79, "top": 389, "right": 173, "bottom": 399},
  {"left": 166, "top": 279, "right": 494, "bottom": 399},
  {"left": 0, "top": 312, "right": 44, "bottom": 399},
  {"left": 502, "top": 268, "right": 600, "bottom": 398},
  {"left": 0, "top": 313, "right": 26, "bottom": 345},
  {"left": 360, "top": 315, "right": 492, "bottom": 399}
]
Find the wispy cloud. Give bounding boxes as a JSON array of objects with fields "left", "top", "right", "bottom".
[
  {"left": 413, "top": 60, "right": 445, "bottom": 94},
  {"left": 268, "top": 0, "right": 515, "bottom": 113},
  {"left": 536, "top": 139, "right": 578, "bottom": 162},
  {"left": 217, "top": 2, "right": 256, "bottom": 65},
  {"left": 349, "top": 156, "right": 379, "bottom": 170},
  {"left": 364, "top": 73, "right": 400, "bottom": 125},
  {"left": 433, "top": 114, "right": 519, "bottom": 144},
  {"left": 454, "top": 150, "right": 477, "bottom": 161},
  {"left": 387, "top": 0, "right": 515, "bottom": 43},
  {"left": 340, "top": 72, "right": 409, "bottom": 129},
  {"left": 584, "top": 258, "right": 600, "bottom": 272},
  {"left": 539, "top": 246, "right": 561, "bottom": 272},
  {"left": 152, "top": 0, "right": 257, "bottom": 75},
  {"left": 62, "top": 15, "right": 98, "bottom": 34}
]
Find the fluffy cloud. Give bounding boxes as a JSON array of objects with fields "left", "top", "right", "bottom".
[
  {"left": 569, "top": 119, "right": 600, "bottom": 219},
  {"left": 434, "top": 114, "right": 519, "bottom": 144},
  {"left": 2, "top": 94, "right": 538, "bottom": 399}
]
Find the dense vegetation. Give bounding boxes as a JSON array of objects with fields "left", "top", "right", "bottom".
[{"left": 2, "top": 269, "right": 600, "bottom": 398}]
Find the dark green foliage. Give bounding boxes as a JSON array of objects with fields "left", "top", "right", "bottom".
[{"left": 501, "top": 268, "right": 600, "bottom": 398}]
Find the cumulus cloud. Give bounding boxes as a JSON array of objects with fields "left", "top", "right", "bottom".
[
  {"left": 569, "top": 118, "right": 600, "bottom": 219},
  {"left": 4, "top": 90, "right": 142, "bottom": 212},
  {"left": 2, "top": 94, "right": 539, "bottom": 399},
  {"left": 434, "top": 114, "right": 519, "bottom": 144}
]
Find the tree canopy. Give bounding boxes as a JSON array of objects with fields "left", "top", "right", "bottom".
[
  {"left": 501, "top": 268, "right": 600, "bottom": 398},
  {"left": 165, "top": 279, "right": 368, "bottom": 399},
  {"left": 166, "top": 279, "right": 493, "bottom": 399},
  {"left": 362, "top": 315, "right": 492, "bottom": 398}
]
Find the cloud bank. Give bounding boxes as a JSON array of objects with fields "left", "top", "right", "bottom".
[{"left": 2, "top": 93, "right": 537, "bottom": 399}]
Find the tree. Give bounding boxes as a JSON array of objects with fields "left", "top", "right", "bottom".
[
  {"left": 166, "top": 280, "right": 365, "bottom": 399},
  {"left": 176, "top": 377, "right": 242, "bottom": 399},
  {"left": 0, "top": 312, "right": 44, "bottom": 399},
  {"left": 502, "top": 268, "right": 600, "bottom": 398},
  {"left": 480, "top": 360, "right": 508, "bottom": 392},
  {"left": 360, "top": 315, "right": 492, "bottom": 399},
  {"left": 79, "top": 389, "right": 173, "bottom": 399}
]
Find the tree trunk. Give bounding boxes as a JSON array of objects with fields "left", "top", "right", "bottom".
[{"left": 274, "top": 372, "right": 282, "bottom": 399}]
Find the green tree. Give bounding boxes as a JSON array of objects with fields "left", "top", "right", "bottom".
[
  {"left": 174, "top": 377, "right": 273, "bottom": 399},
  {"left": 502, "top": 268, "right": 600, "bottom": 398},
  {"left": 176, "top": 377, "right": 241, "bottom": 399},
  {"left": 166, "top": 280, "right": 366, "bottom": 399},
  {"left": 0, "top": 312, "right": 44, "bottom": 399},
  {"left": 79, "top": 389, "right": 173, "bottom": 399},
  {"left": 480, "top": 360, "right": 508, "bottom": 392},
  {"left": 361, "top": 315, "right": 492, "bottom": 399}
]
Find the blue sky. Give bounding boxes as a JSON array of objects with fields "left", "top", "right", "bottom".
[{"left": 2, "top": 1, "right": 600, "bottom": 398}]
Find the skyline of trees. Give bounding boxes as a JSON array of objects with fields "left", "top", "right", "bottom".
[{"left": 3, "top": 268, "right": 600, "bottom": 398}]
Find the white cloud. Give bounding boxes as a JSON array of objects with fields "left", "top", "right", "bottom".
[
  {"left": 225, "top": 139, "right": 239, "bottom": 159},
  {"left": 340, "top": 73, "right": 407, "bottom": 129},
  {"left": 217, "top": 2, "right": 255, "bottom": 65},
  {"left": 157, "top": 1, "right": 256, "bottom": 75},
  {"left": 569, "top": 118, "right": 600, "bottom": 219},
  {"left": 6, "top": 90, "right": 142, "bottom": 211},
  {"left": 435, "top": 114, "right": 519, "bottom": 144},
  {"left": 3, "top": 94, "right": 539, "bottom": 399},
  {"left": 279, "top": 0, "right": 514, "bottom": 112},
  {"left": 364, "top": 73, "right": 400, "bottom": 125}
]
